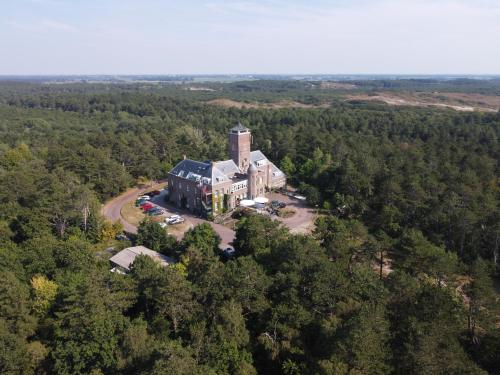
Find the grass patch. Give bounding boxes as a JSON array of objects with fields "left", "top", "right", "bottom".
[
  {"left": 121, "top": 201, "right": 146, "bottom": 227},
  {"left": 277, "top": 208, "right": 296, "bottom": 218}
]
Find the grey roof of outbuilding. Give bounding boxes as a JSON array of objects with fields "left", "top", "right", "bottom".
[{"left": 109, "top": 246, "right": 176, "bottom": 271}]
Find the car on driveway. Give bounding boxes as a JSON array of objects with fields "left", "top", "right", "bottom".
[
  {"left": 166, "top": 215, "right": 184, "bottom": 225},
  {"left": 138, "top": 195, "right": 151, "bottom": 200},
  {"left": 148, "top": 208, "right": 165, "bottom": 216},
  {"left": 141, "top": 203, "right": 155, "bottom": 211},
  {"left": 135, "top": 199, "right": 148, "bottom": 206},
  {"left": 169, "top": 217, "right": 185, "bottom": 225},
  {"left": 165, "top": 215, "right": 181, "bottom": 223},
  {"left": 221, "top": 246, "right": 236, "bottom": 260},
  {"left": 146, "top": 190, "right": 161, "bottom": 197},
  {"left": 271, "top": 200, "right": 286, "bottom": 210}
]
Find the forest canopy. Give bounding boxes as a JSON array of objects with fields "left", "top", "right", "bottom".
[{"left": 0, "top": 80, "right": 498, "bottom": 374}]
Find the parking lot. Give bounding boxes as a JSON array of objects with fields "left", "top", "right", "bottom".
[
  {"left": 266, "top": 191, "right": 316, "bottom": 234},
  {"left": 103, "top": 184, "right": 316, "bottom": 250}
]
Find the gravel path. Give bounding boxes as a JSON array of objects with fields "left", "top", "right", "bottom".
[{"left": 101, "top": 184, "right": 315, "bottom": 249}]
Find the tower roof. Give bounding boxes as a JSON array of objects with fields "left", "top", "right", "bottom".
[
  {"left": 230, "top": 122, "right": 249, "bottom": 133},
  {"left": 248, "top": 163, "right": 258, "bottom": 174}
]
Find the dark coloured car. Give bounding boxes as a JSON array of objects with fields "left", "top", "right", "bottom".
[
  {"left": 146, "top": 190, "right": 161, "bottom": 197},
  {"left": 221, "top": 246, "right": 236, "bottom": 260},
  {"left": 135, "top": 199, "right": 148, "bottom": 207}
]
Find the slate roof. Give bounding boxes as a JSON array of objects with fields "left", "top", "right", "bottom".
[
  {"left": 109, "top": 246, "right": 176, "bottom": 272},
  {"left": 214, "top": 159, "right": 239, "bottom": 177},
  {"left": 170, "top": 151, "right": 285, "bottom": 184},
  {"left": 250, "top": 150, "right": 266, "bottom": 163},
  {"left": 230, "top": 122, "right": 249, "bottom": 133},
  {"left": 250, "top": 150, "right": 285, "bottom": 179},
  {"left": 169, "top": 158, "right": 230, "bottom": 184},
  {"left": 169, "top": 159, "right": 211, "bottom": 180}
]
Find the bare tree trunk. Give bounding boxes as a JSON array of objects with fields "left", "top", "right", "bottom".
[
  {"left": 493, "top": 233, "right": 498, "bottom": 266},
  {"left": 379, "top": 251, "right": 384, "bottom": 280},
  {"left": 82, "top": 205, "right": 90, "bottom": 232}
]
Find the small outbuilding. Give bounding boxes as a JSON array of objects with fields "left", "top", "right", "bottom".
[{"left": 109, "top": 245, "right": 176, "bottom": 274}]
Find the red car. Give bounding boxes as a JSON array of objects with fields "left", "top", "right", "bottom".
[{"left": 141, "top": 203, "right": 154, "bottom": 211}]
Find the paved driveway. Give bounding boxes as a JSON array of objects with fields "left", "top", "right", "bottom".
[
  {"left": 102, "top": 186, "right": 315, "bottom": 249},
  {"left": 151, "top": 192, "right": 235, "bottom": 249},
  {"left": 267, "top": 191, "right": 316, "bottom": 234}
]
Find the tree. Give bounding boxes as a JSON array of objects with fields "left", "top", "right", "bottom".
[
  {"left": 280, "top": 156, "right": 296, "bottom": 183},
  {"left": 181, "top": 223, "right": 220, "bottom": 257},
  {"left": 51, "top": 271, "right": 129, "bottom": 374},
  {"left": 465, "top": 258, "right": 496, "bottom": 345},
  {"left": 30, "top": 275, "right": 58, "bottom": 316},
  {"left": 136, "top": 219, "right": 177, "bottom": 254},
  {"left": 314, "top": 216, "right": 369, "bottom": 272},
  {"left": 234, "top": 214, "right": 287, "bottom": 257},
  {"left": 155, "top": 267, "right": 198, "bottom": 335},
  {"left": 394, "top": 229, "right": 458, "bottom": 284}
]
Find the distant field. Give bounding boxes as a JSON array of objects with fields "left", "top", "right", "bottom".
[
  {"left": 205, "top": 91, "right": 500, "bottom": 112},
  {"left": 345, "top": 91, "right": 500, "bottom": 112},
  {"left": 205, "top": 98, "right": 330, "bottom": 109}
]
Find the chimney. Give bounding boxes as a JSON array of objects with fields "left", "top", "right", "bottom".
[{"left": 183, "top": 154, "right": 187, "bottom": 160}]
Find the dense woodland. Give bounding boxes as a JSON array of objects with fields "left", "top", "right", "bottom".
[{"left": 0, "top": 80, "right": 498, "bottom": 374}]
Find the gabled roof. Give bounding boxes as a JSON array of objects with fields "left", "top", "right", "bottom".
[
  {"left": 214, "top": 159, "right": 239, "bottom": 177},
  {"left": 250, "top": 150, "right": 285, "bottom": 179},
  {"left": 169, "top": 159, "right": 211, "bottom": 180},
  {"left": 169, "top": 158, "right": 230, "bottom": 184},
  {"left": 230, "top": 122, "right": 249, "bottom": 133},
  {"left": 250, "top": 150, "right": 266, "bottom": 163},
  {"left": 209, "top": 163, "right": 229, "bottom": 184},
  {"left": 109, "top": 246, "right": 176, "bottom": 272}
]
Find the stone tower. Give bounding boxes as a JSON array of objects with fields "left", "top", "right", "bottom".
[
  {"left": 229, "top": 122, "right": 251, "bottom": 172},
  {"left": 247, "top": 163, "right": 258, "bottom": 199}
]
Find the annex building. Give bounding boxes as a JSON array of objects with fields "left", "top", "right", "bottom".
[{"left": 167, "top": 123, "right": 286, "bottom": 216}]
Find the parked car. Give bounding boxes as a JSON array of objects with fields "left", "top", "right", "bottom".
[
  {"left": 148, "top": 208, "right": 165, "bottom": 216},
  {"left": 221, "top": 246, "right": 235, "bottom": 259},
  {"left": 116, "top": 234, "right": 129, "bottom": 241},
  {"left": 167, "top": 216, "right": 185, "bottom": 225},
  {"left": 138, "top": 195, "right": 151, "bottom": 200},
  {"left": 271, "top": 200, "right": 286, "bottom": 209},
  {"left": 148, "top": 190, "right": 161, "bottom": 196},
  {"left": 142, "top": 204, "right": 155, "bottom": 211},
  {"left": 165, "top": 215, "right": 181, "bottom": 223},
  {"left": 135, "top": 199, "right": 148, "bottom": 206},
  {"left": 170, "top": 218, "right": 185, "bottom": 225},
  {"left": 159, "top": 222, "right": 168, "bottom": 228}
]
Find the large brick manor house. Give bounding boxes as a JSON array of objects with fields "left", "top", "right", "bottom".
[{"left": 167, "top": 123, "right": 286, "bottom": 216}]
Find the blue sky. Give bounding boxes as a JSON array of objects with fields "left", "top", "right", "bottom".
[{"left": 1, "top": 0, "right": 499, "bottom": 74}]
